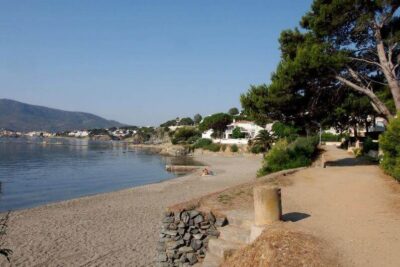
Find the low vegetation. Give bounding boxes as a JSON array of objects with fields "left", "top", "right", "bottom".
[
  {"left": 379, "top": 114, "right": 400, "bottom": 181},
  {"left": 170, "top": 127, "right": 200, "bottom": 145},
  {"left": 230, "top": 144, "right": 239, "bottom": 153},
  {"left": 257, "top": 136, "right": 319, "bottom": 177},
  {"left": 321, "top": 132, "right": 343, "bottom": 142}
]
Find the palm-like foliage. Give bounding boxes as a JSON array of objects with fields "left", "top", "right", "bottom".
[{"left": 253, "top": 130, "right": 274, "bottom": 152}]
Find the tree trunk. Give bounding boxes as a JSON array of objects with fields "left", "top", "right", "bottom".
[{"left": 375, "top": 30, "right": 400, "bottom": 111}]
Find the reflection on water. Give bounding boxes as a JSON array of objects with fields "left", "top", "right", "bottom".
[{"left": 0, "top": 137, "right": 196, "bottom": 212}]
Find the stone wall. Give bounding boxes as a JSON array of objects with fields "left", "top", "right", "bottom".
[{"left": 157, "top": 209, "right": 228, "bottom": 266}]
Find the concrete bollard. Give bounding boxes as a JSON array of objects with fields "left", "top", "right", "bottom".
[{"left": 253, "top": 185, "right": 282, "bottom": 226}]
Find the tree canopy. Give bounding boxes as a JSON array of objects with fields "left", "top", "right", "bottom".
[
  {"left": 193, "top": 114, "right": 202, "bottom": 124},
  {"left": 228, "top": 107, "right": 240, "bottom": 116},
  {"left": 198, "top": 113, "right": 232, "bottom": 138},
  {"left": 242, "top": 0, "right": 400, "bottom": 128},
  {"left": 178, "top": 117, "right": 194, "bottom": 126}
]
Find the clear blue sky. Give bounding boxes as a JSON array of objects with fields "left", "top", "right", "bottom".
[{"left": 0, "top": 0, "right": 312, "bottom": 126}]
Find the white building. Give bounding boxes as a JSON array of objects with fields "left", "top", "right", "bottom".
[
  {"left": 201, "top": 120, "right": 266, "bottom": 145},
  {"left": 201, "top": 129, "right": 214, "bottom": 139},
  {"left": 223, "top": 120, "right": 265, "bottom": 139},
  {"left": 68, "top": 130, "right": 89, "bottom": 138}
]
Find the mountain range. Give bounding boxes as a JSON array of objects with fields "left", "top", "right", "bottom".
[{"left": 0, "top": 99, "right": 123, "bottom": 132}]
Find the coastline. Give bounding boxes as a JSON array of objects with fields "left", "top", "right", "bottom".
[{"left": 0, "top": 153, "right": 261, "bottom": 266}]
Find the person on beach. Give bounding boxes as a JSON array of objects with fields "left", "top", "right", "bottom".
[{"left": 202, "top": 168, "right": 213, "bottom": 176}]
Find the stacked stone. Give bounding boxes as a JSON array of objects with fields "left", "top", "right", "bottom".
[{"left": 157, "top": 209, "right": 228, "bottom": 267}]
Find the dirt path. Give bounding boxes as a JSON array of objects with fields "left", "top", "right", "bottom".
[{"left": 283, "top": 146, "right": 400, "bottom": 267}]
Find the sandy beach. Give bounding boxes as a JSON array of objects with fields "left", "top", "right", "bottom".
[{"left": 0, "top": 154, "right": 261, "bottom": 267}]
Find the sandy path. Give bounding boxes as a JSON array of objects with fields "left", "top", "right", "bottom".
[
  {"left": 283, "top": 146, "right": 400, "bottom": 267},
  {"left": 0, "top": 154, "right": 261, "bottom": 267}
]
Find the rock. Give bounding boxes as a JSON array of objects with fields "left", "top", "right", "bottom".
[
  {"left": 178, "top": 228, "right": 185, "bottom": 236},
  {"left": 178, "top": 221, "right": 186, "bottom": 228},
  {"left": 169, "top": 223, "right": 178, "bottom": 230},
  {"left": 190, "top": 239, "right": 202, "bottom": 250},
  {"left": 158, "top": 253, "right": 168, "bottom": 262},
  {"left": 190, "top": 228, "right": 199, "bottom": 234},
  {"left": 178, "top": 246, "right": 194, "bottom": 253},
  {"left": 215, "top": 217, "right": 228, "bottom": 227},
  {"left": 183, "top": 233, "right": 191, "bottom": 241},
  {"left": 187, "top": 253, "right": 198, "bottom": 265},
  {"left": 200, "top": 222, "right": 210, "bottom": 229},
  {"left": 181, "top": 212, "right": 190, "bottom": 224},
  {"left": 188, "top": 219, "right": 194, "bottom": 227},
  {"left": 208, "top": 212, "right": 216, "bottom": 224},
  {"left": 163, "top": 216, "right": 175, "bottom": 224},
  {"left": 179, "top": 253, "right": 187, "bottom": 263},
  {"left": 164, "top": 230, "right": 178, "bottom": 237},
  {"left": 193, "top": 214, "right": 204, "bottom": 225},
  {"left": 193, "top": 233, "right": 204, "bottom": 240},
  {"left": 206, "top": 228, "right": 220, "bottom": 237},
  {"left": 175, "top": 211, "right": 182, "bottom": 222},
  {"left": 164, "top": 211, "right": 174, "bottom": 217},
  {"left": 189, "top": 210, "right": 200, "bottom": 218}
]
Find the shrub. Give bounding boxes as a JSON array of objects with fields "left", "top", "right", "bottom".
[
  {"left": 193, "top": 138, "right": 213, "bottom": 149},
  {"left": 321, "top": 132, "right": 341, "bottom": 142},
  {"left": 204, "top": 143, "right": 221, "bottom": 152},
  {"left": 250, "top": 145, "right": 266, "bottom": 154},
  {"left": 186, "top": 135, "right": 200, "bottom": 144},
  {"left": 172, "top": 127, "right": 200, "bottom": 144},
  {"left": 379, "top": 114, "right": 400, "bottom": 181},
  {"left": 232, "top": 127, "right": 246, "bottom": 139},
  {"left": 363, "top": 137, "right": 379, "bottom": 153},
  {"left": 221, "top": 144, "right": 227, "bottom": 152},
  {"left": 257, "top": 136, "right": 318, "bottom": 177},
  {"left": 271, "top": 122, "right": 299, "bottom": 141},
  {"left": 230, "top": 144, "right": 239, "bottom": 153}
]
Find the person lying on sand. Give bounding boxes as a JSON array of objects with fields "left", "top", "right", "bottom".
[{"left": 201, "top": 168, "right": 213, "bottom": 176}]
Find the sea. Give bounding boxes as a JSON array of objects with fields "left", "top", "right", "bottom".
[{"left": 0, "top": 137, "right": 197, "bottom": 212}]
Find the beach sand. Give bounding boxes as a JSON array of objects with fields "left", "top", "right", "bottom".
[{"left": 0, "top": 154, "right": 261, "bottom": 267}]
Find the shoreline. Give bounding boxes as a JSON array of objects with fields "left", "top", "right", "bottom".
[
  {"left": 0, "top": 153, "right": 261, "bottom": 266},
  {"left": 0, "top": 159, "right": 206, "bottom": 215}
]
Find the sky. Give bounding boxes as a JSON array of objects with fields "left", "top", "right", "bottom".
[{"left": 0, "top": 0, "right": 312, "bottom": 126}]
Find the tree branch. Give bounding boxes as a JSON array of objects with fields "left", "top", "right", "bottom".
[
  {"left": 335, "top": 75, "right": 393, "bottom": 119},
  {"left": 349, "top": 57, "right": 382, "bottom": 68}
]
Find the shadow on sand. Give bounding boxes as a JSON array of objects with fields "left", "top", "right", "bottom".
[
  {"left": 282, "top": 212, "right": 310, "bottom": 222},
  {"left": 325, "top": 157, "right": 377, "bottom": 167}
]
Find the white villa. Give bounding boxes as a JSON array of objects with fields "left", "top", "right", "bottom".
[
  {"left": 202, "top": 119, "right": 266, "bottom": 145},
  {"left": 224, "top": 120, "right": 264, "bottom": 139}
]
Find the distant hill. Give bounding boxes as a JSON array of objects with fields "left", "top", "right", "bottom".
[{"left": 0, "top": 99, "right": 123, "bottom": 132}]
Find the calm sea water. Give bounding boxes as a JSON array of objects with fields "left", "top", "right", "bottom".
[{"left": 0, "top": 137, "right": 196, "bottom": 212}]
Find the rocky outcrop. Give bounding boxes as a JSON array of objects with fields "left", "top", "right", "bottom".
[{"left": 157, "top": 209, "right": 228, "bottom": 266}]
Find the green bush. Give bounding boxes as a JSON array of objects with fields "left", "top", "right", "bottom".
[
  {"left": 221, "top": 144, "right": 227, "bottom": 152},
  {"left": 230, "top": 144, "right": 239, "bottom": 153},
  {"left": 204, "top": 143, "right": 221, "bottom": 152},
  {"left": 186, "top": 135, "right": 200, "bottom": 144},
  {"left": 172, "top": 127, "right": 200, "bottom": 144},
  {"left": 321, "top": 132, "right": 341, "bottom": 142},
  {"left": 257, "top": 136, "right": 319, "bottom": 177},
  {"left": 379, "top": 114, "right": 400, "bottom": 181},
  {"left": 231, "top": 127, "right": 246, "bottom": 139},
  {"left": 363, "top": 137, "right": 379, "bottom": 153},
  {"left": 250, "top": 145, "right": 266, "bottom": 154},
  {"left": 193, "top": 138, "right": 213, "bottom": 149},
  {"left": 271, "top": 122, "right": 299, "bottom": 141}
]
